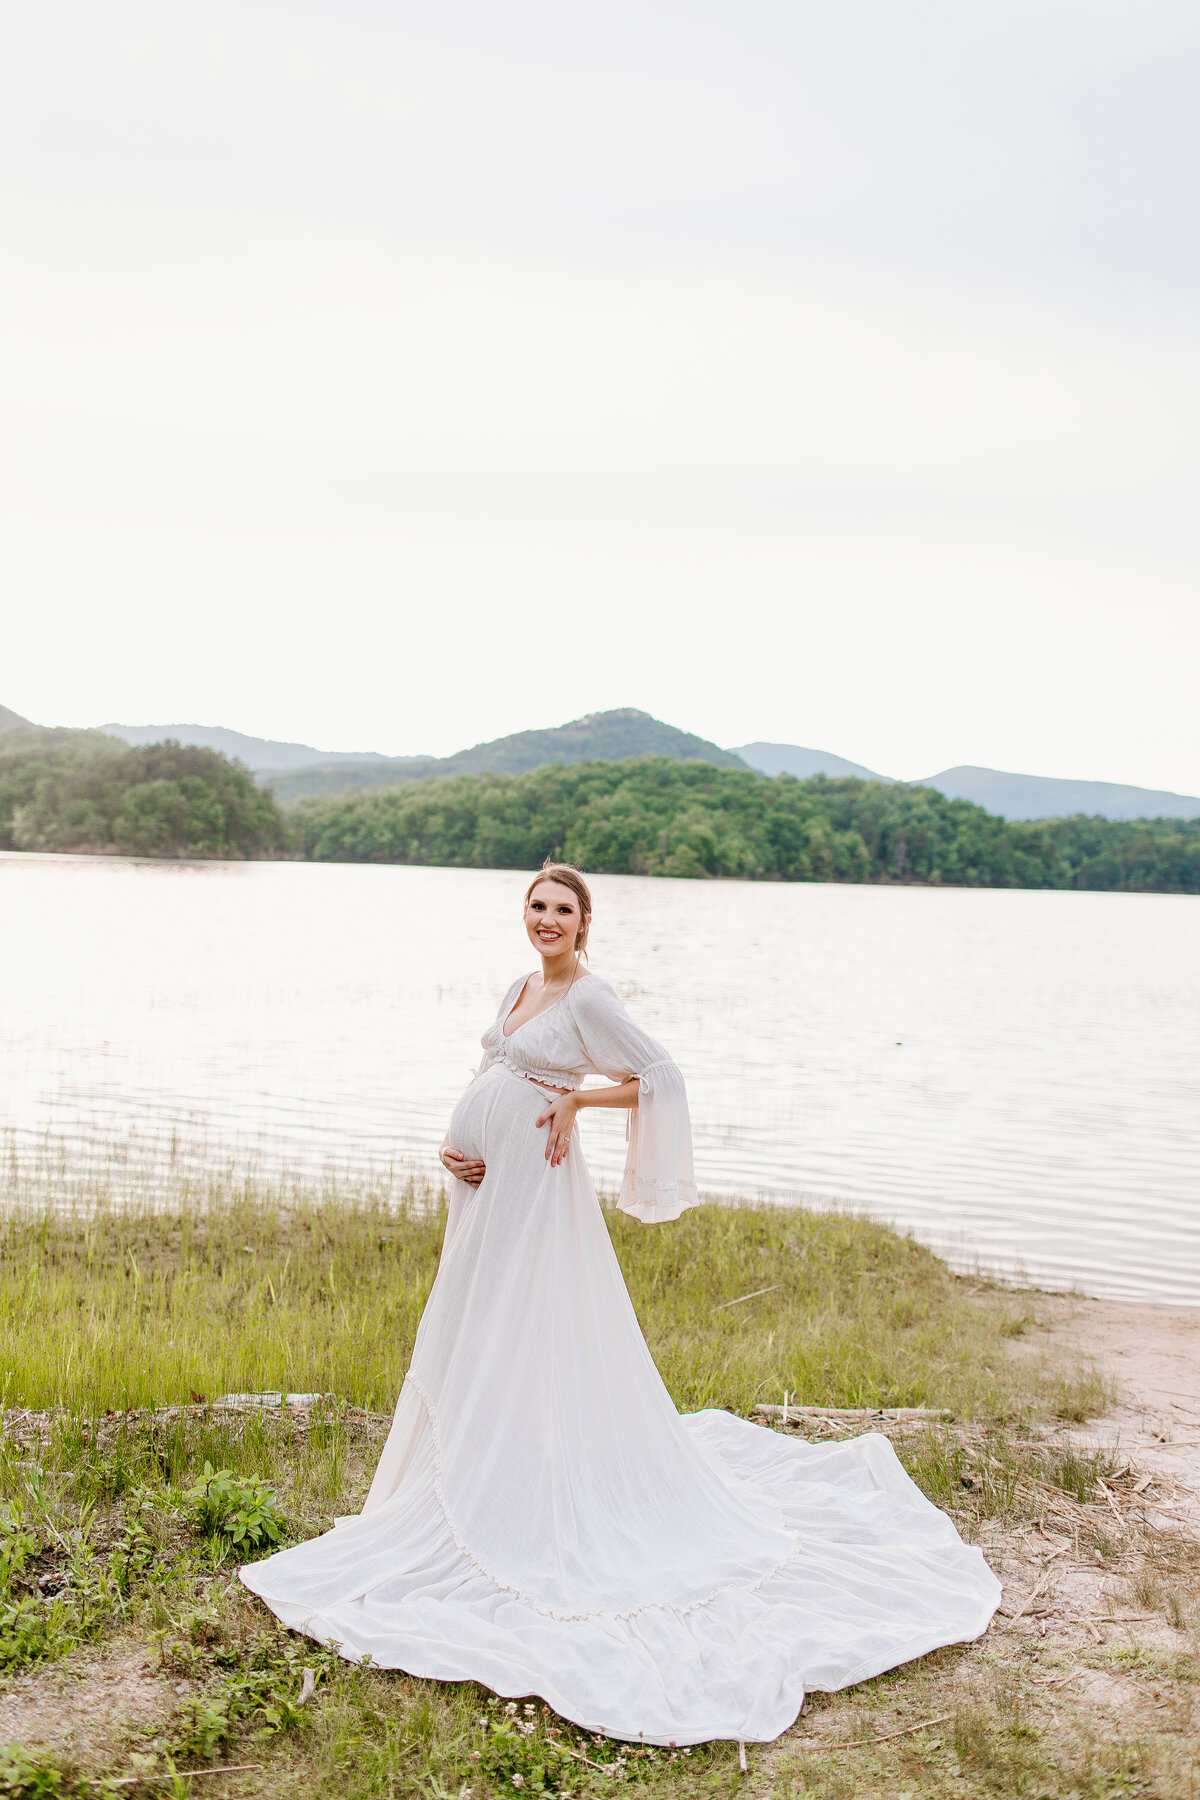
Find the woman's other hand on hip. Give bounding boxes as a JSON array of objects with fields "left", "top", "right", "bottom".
[{"left": 536, "top": 1091, "right": 579, "bottom": 1168}]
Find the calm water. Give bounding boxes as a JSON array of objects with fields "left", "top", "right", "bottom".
[{"left": 2, "top": 852, "right": 1197, "bottom": 1303}]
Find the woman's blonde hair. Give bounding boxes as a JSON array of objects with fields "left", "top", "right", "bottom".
[{"left": 524, "top": 860, "right": 592, "bottom": 955}]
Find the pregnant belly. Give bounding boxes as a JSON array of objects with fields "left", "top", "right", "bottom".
[{"left": 448, "top": 1064, "right": 553, "bottom": 1163}]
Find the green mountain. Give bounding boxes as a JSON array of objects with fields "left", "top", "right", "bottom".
[
  {"left": 268, "top": 709, "right": 748, "bottom": 801},
  {"left": 0, "top": 702, "right": 32, "bottom": 734}
]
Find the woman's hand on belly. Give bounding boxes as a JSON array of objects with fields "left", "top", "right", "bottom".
[
  {"left": 440, "top": 1143, "right": 485, "bottom": 1187},
  {"left": 535, "top": 1091, "right": 580, "bottom": 1168}
]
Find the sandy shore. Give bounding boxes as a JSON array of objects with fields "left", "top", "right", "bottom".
[{"left": 1039, "top": 1292, "right": 1200, "bottom": 1531}]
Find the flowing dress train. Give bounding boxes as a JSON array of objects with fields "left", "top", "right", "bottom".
[{"left": 241, "top": 972, "right": 1000, "bottom": 1745}]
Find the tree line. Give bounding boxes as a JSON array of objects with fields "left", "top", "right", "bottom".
[
  {"left": 0, "top": 734, "right": 288, "bottom": 860},
  {"left": 3, "top": 733, "right": 1196, "bottom": 889},
  {"left": 290, "top": 756, "right": 1200, "bottom": 893}
]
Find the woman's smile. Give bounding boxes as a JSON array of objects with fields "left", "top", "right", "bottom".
[{"left": 523, "top": 880, "right": 586, "bottom": 965}]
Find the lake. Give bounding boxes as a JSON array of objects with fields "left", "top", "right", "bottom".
[{"left": 1, "top": 852, "right": 1197, "bottom": 1303}]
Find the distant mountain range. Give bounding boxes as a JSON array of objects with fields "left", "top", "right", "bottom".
[
  {"left": 100, "top": 722, "right": 395, "bottom": 772},
  {"left": 7, "top": 704, "right": 1200, "bottom": 823},
  {"left": 244, "top": 710, "right": 748, "bottom": 801},
  {"left": 733, "top": 742, "right": 889, "bottom": 782},
  {"left": 730, "top": 746, "right": 1200, "bottom": 823},
  {"left": 0, "top": 703, "right": 115, "bottom": 756},
  {"left": 906, "top": 765, "right": 1200, "bottom": 824}
]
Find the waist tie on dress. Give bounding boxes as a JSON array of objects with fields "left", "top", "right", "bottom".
[{"left": 494, "top": 1047, "right": 581, "bottom": 1093}]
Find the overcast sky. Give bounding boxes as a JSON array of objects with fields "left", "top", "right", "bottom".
[{"left": 3, "top": 0, "right": 1199, "bottom": 787}]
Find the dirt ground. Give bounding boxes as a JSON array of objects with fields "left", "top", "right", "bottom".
[
  {"left": 763, "top": 1292, "right": 1200, "bottom": 1796},
  {"left": 998, "top": 1291, "right": 1200, "bottom": 1665},
  {"left": 1040, "top": 1293, "right": 1200, "bottom": 1531},
  {"left": 0, "top": 1638, "right": 178, "bottom": 1766}
]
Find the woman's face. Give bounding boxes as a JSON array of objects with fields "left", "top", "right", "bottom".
[{"left": 524, "top": 880, "right": 585, "bottom": 962}]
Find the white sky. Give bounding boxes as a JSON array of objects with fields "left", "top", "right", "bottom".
[{"left": 3, "top": 0, "right": 1199, "bottom": 787}]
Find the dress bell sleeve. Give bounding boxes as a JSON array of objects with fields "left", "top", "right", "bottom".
[{"left": 572, "top": 978, "right": 699, "bottom": 1225}]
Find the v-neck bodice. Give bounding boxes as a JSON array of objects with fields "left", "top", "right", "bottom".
[
  {"left": 501, "top": 971, "right": 593, "bottom": 1041},
  {"left": 475, "top": 970, "right": 697, "bottom": 1223}
]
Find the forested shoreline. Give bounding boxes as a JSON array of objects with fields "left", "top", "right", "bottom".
[
  {"left": 292, "top": 755, "right": 1200, "bottom": 893},
  {"left": 2, "top": 731, "right": 1198, "bottom": 890},
  {"left": 0, "top": 732, "right": 288, "bottom": 860}
]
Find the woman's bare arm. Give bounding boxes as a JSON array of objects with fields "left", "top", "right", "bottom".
[{"left": 572, "top": 1078, "right": 640, "bottom": 1112}]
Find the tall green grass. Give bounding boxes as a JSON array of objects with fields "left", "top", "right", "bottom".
[{"left": 0, "top": 1173, "right": 1100, "bottom": 1422}]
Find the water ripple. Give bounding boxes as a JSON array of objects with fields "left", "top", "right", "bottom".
[{"left": 1, "top": 854, "right": 1196, "bottom": 1303}]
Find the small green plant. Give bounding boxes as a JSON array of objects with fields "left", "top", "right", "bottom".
[
  {"left": 0, "top": 1592, "right": 76, "bottom": 1672},
  {"left": 0, "top": 1742, "right": 111, "bottom": 1799},
  {"left": 0, "top": 1504, "right": 38, "bottom": 1591},
  {"left": 0, "top": 1494, "right": 123, "bottom": 1671},
  {"left": 159, "top": 1632, "right": 326, "bottom": 1763},
  {"left": 183, "top": 1464, "right": 283, "bottom": 1557},
  {"left": 106, "top": 1486, "right": 166, "bottom": 1595},
  {"left": 154, "top": 1602, "right": 227, "bottom": 1675},
  {"left": 478, "top": 1701, "right": 572, "bottom": 1794},
  {"left": 169, "top": 1690, "right": 240, "bottom": 1760}
]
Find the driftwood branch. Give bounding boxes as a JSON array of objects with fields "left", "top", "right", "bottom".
[
  {"left": 111, "top": 1767, "right": 264, "bottom": 1788},
  {"left": 712, "top": 1285, "right": 781, "bottom": 1313},
  {"left": 793, "top": 1712, "right": 953, "bottom": 1751},
  {"left": 754, "top": 1403, "right": 952, "bottom": 1423},
  {"left": 560, "top": 1745, "right": 609, "bottom": 1771},
  {"left": 1004, "top": 1552, "right": 1065, "bottom": 1627},
  {"left": 1096, "top": 1477, "right": 1125, "bottom": 1527}
]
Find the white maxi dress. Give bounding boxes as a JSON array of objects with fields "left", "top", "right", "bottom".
[{"left": 241, "top": 971, "right": 1000, "bottom": 1746}]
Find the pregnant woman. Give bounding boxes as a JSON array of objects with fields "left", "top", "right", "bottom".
[{"left": 242, "top": 862, "right": 999, "bottom": 1746}]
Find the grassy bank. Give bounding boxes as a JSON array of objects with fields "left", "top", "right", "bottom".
[
  {"left": 0, "top": 1181, "right": 1098, "bottom": 1421},
  {"left": 0, "top": 1179, "right": 1195, "bottom": 1799}
]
